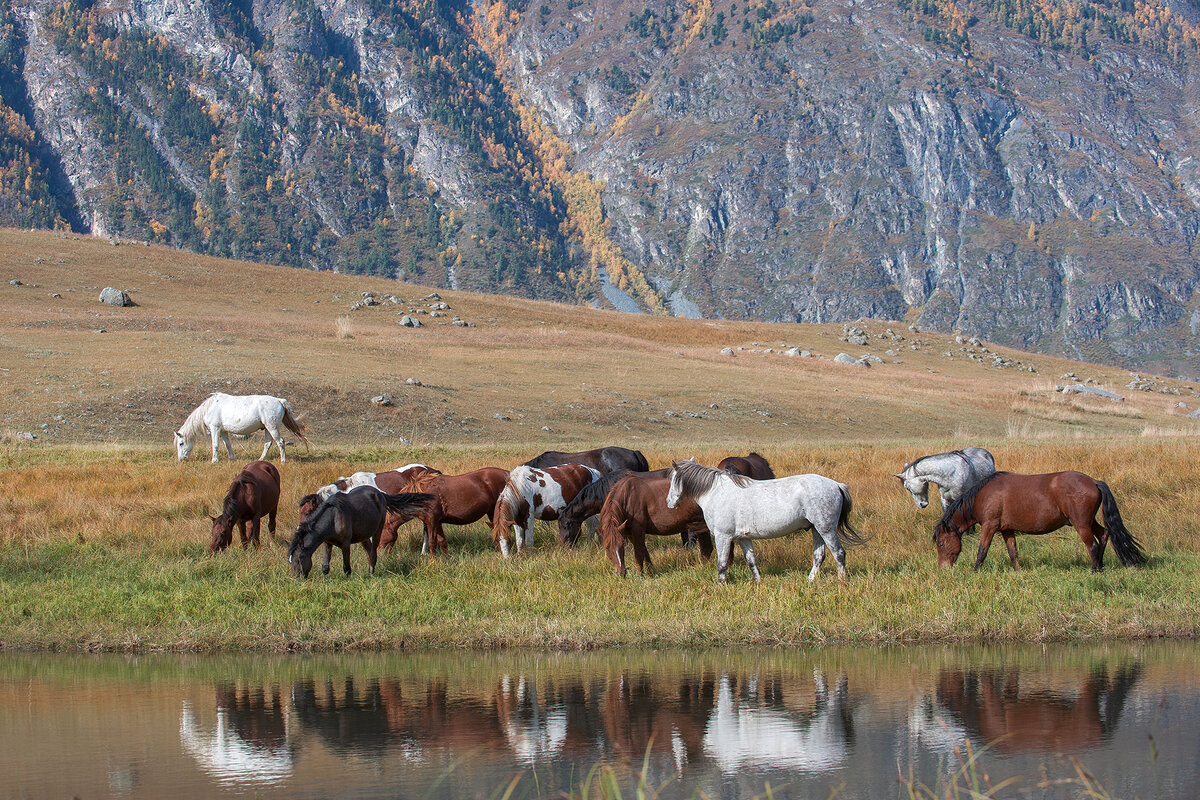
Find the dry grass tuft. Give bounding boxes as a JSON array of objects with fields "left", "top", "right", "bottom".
[{"left": 335, "top": 315, "right": 353, "bottom": 339}]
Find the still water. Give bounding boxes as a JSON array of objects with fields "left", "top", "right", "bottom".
[{"left": 4, "top": 644, "right": 1196, "bottom": 799}]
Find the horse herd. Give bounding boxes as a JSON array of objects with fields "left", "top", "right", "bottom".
[{"left": 191, "top": 395, "right": 1149, "bottom": 581}]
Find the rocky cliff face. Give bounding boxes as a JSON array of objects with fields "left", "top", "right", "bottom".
[{"left": 4, "top": 0, "right": 1200, "bottom": 375}]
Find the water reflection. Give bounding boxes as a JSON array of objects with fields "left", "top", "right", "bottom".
[
  {"left": 5, "top": 645, "right": 1195, "bottom": 799},
  {"left": 932, "top": 662, "right": 1143, "bottom": 755}
]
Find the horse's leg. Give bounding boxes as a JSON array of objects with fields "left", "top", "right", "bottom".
[
  {"left": 714, "top": 533, "right": 734, "bottom": 583},
  {"left": 632, "top": 533, "right": 654, "bottom": 577},
  {"left": 364, "top": 538, "right": 378, "bottom": 576},
  {"left": 808, "top": 529, "right": 826, "bottom": 582},
  {"left": 322, "top": 542, "right": 332, "bottom": 575},
  {"left": 434, "top": 520, "right": 448, "bottom": 555},
  {"left": 223, "top": 432, "right": 235, "bottom": 461},
  {"left": 268, "top": 508, "right": 276, "bottom": 537},
  {"left": 238, "top": 520, "right": 249, "bottom": 548},
  {"left": 1089, "top": 516, "right": 1108, "bottom": 572},
  {"left": 523, "top": 518, "right": 536, "bottom": 551},
  {"left": 259, "top": 430, "right": 272, "bottom": 461},
  {"left": 1002, "top": 532, "right": 1020, "bottom": 570},
  {"left": 973, "top": 523, "right": 998, "bottom": 571},
  {"left": 341, "top": 544, "right": 352, "bottom": 576},
  {"left": 738, "top": 539, "right": 761, "bottom": 584},
  {"left": 210, "top": 427, "right": 221, "bottom": 463},
  {"left": 249, "top": 517, "right": 261, "bottom": 548}
]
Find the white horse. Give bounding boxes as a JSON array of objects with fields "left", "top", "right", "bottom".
[
  {"left": 174, "top": 393, "right": 309, "bottom": 463},
  {"left": 894, "top": 447, "right": 995, "bottom": 509},
  {"left": 665, "top": 459, "right": 868, "bottom": 583}
]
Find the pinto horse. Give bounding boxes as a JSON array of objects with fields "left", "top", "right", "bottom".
[
  {"left": 524, "top": 447, "right": 648, "bottom": 474},
  {"left": 933, "top": 471, "right": 1147, "bottom": 571},
  {"left": 288, "top": 486, "right": 437, "bottom": 578},
  {"left": 210, "top": 460, "right": 280, "bottom": 552},
  {"left": 492, "top": 464, "right": 601, "bottom": 556},
  {"left": 377, "top": 467, "right": 510, "bottom": 554},
  {"left": 599, "top": 470, "right": 713, "bottom": 576}
]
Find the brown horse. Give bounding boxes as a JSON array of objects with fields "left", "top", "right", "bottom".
[
  {"left": 210, "top": 460, "right": 280, "bottom": 552},
  {"left": 715, "top": 452, "right": 776, "bottom": 480},
  {"left": 378, "top": 467, "right": 510, "bottom": 554},
  {"left": 599, "top": 471, "right": 713, "bottom": 576},
  {"left": 934, "top": 471, "right": 1147, "bottom": 571}
]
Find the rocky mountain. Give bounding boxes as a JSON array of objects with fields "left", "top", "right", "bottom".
[{"left": 3, "top": 0, "right": 1200, "bottom": 375}]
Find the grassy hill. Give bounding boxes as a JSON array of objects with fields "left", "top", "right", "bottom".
[
  {"left": 2, "top": 228, "right": 1200, "bottom": 652},
  {"left": 1, "top": 228, "right": 1194, "bottom": 449}
]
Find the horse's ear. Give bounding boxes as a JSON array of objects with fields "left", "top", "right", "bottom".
[
  {"left": 208, "top": 514, "right": 217, "bottom": 521},
  {"left": 894, "top": 473, "right": 905, "bottom": 480}
]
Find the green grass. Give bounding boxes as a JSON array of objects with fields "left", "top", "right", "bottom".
[{"left": 3, "top": 439, "right": 1199, "bottom": 652}]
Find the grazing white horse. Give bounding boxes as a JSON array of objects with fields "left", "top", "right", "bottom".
[
  {"left": 894, "top": 447, "right": 995, "bottom": 509},
  {"left": 174, "top": 393, "right": 309, "bottom": 463},
  {"left": 666, "top": 459, "right": 868, "bottom": 583}
]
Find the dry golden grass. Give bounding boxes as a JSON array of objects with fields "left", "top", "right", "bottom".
[{"left": 3, "top": 228, "right": 1200, "bottom": 651}]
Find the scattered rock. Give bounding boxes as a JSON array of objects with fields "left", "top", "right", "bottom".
[
  {"left": 800, "top": 350, "right": 812, "bottom": 358},
  {"left": 841, "top": 324, "right": 869, "bottom": 346},
  {"left": 9, "top": 279, "right": 21, "bottom": 286},
  {"left": 859, "top": 353, "right": 883, "bottom": 364},
  {"left": 784, "top": 347, "right": 800, "bottom": 357},
  {"left": 430, "top": 310, "right": 445, "bottom": 318},
  {"left": 452, "top": 319, "right": 474, "bottom": 327},
  {"left": 398, "top": 437, "right": 412, "bottom": 446},
  {"left": 431, "top": 301, "right": 450, "bottom": 310},
  {"left": 1059, "top": 385, "right": 1125, "bottom": 401},
  {"left": 709, "top": 403, "right": 719, "bottom": 409},
  {"left": 1061, "top": 372, "right": 1078, "bottom": 380},
  {"left": 720, "top": 347, "right": 735, "bottom": 356},
  {"left": 834, "top": 352, "right": 868, "bottom": 367},
  {"left": 98, "top": 287, "right": 133, "bottom": 306},
  {"left": 405, "top": 377, "right": 423, "bottom": 386},
  {"left": 493, "top": 413, "right": 510, "bottom": 421},
  {"left": 398, "top": 315, "right": 423, "bottom": 328},
  {"left": 370, "top": 395, "right": 393, "bottom": 407},
  {"left": 49, "top": 292, "right": 61, "bottom": 299},
  {"left": 15, "top": 432, "right": 36, "bottom": 442},
  {"left": 541, "top": 425, "right": 551, "bottom": 432},
  {"left": 664, "top": 410, "right": 680, "bottom": 417}
]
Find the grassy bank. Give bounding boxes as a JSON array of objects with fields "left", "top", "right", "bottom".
[{"left": 2, "top": 438, "right": 1198, "bottom": 651}]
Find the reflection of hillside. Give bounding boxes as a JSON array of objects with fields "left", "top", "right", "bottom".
[
  {"left": 703, "top": 670, "right": 855, "bottom": 773},
  {"left": 933, "top": 663, "right": 1143, "bottom": 754}
]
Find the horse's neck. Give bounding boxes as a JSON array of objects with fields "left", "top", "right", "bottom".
[{"left": 921, "top": 457, "right": 965, "bottom": 485}]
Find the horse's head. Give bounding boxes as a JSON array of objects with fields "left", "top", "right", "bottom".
[
  {"left": 288, "top": 523, "right": 313, "bottom": 578},
  {"left": 174, "top": 430, "right": 192, "bottom": 460},
  {"left": 209, "top": 514, "right": 233, "bottom": 552},
  {"left": 665, "top": 458, "right": 695, "bottom": 509},
  {"left": 932, "top": 520, "right": 963, "bottom": 568},
  {"left": 895, "top": 468, "right": 931, "bottom": 509}
]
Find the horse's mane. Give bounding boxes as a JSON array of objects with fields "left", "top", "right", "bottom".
[
  {"left": 290, "top": 493, "right": 339, "bottom": 556},
  {"left": 564, "top": 469, "right": 631, "bottom": 513},
  {"left": 936, "top": 471, "right": 1007, "bottom": 538},
  {"left": 177, "top": 394, "right": 219, "bottom": 441},
  {"left": 219, "top": 475, "right": 251, "bottom": 519},
  {"left": 672, "top": 459, "right": 752, "bottom": 498}
]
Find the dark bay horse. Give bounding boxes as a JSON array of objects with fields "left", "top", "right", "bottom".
[
  {"left": 525, "top": 446, "right": 648, "bottom": 474},
  {"left": 934, "top": 471, "right": 1148, "bottom": 571},
  {"left": 378, "top": 467, "right": 510, "bottom": 554},
  {"left": 288, "top": 486, "right": 437, "bottom": 578},
  {"left": 210, "top": 460, "right": 280, "bottom": 552},
  {"left": 716, "top": 452, "right": 775, "bottom": 480},
  {"left": 599, "top": 471, "right": 713, "bottom": 576},
  {"left": 558, "top": 469, "right": 643, "bottom": 547}
]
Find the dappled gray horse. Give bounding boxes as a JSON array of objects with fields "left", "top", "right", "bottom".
[{"left": 895, "top": 447, "right": 995, "bottom": 510}]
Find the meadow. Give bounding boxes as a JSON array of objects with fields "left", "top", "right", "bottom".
[{"left": 2, "top": 229, "right": 1199, "bottom": 651}]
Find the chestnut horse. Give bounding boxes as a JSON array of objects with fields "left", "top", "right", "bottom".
[
  {"left": 558, "top": 469, "right": 641, "bottom": 547},
  {"left": 525, "top": 446, "right": 648, "bottom": 474},
  {"left": 933, "top": 471, "right": 1148, "bottom": 571},
  {"left": 209, "top": 460, "right": 280, "bottom": 552},
  {"left": 599, "top": 470, "right": 713, "bottom": 576},
  {"left": 492, "top": 464, "right": 601, "bottom": 556},
  {"left": 378, "top": 467, "right": 510, "bottom": 554}
]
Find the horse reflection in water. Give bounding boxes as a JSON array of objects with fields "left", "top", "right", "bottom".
[
  {"left": 179, "top": 683, "right": 293, "bottom": 784},
  {"left": 179, "top": 668, "right": 856, "bottom": 780},
  {"left": 929, "top": 663, "right": 1143, "bottom": 754},
  {"left": 703, "top": 670, "right": 855, "bottom": 773}
]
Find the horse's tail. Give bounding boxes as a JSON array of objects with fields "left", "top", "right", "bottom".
[
  {"left": 281, "top": 401, "right": 311, "bottom": 450},
  {"left": 384, "top": 491, "right": 438, "bottom": 522},
  {"left": 631, "top": 449, "right": 650, "bottom": 472},
  {"left": 598, "top": 491, "right": 627, "bottom": 554},
  {"left": 492, "top": 479, "right": 521, "bottom": 543},
  {"left": 836, "top": 484, "right": 871, "bottom": 546},
  {"left": 1097, "top": 481, "right": 1147, "bottom": 566}
]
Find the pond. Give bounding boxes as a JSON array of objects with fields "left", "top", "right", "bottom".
[{"left": 4, "top": 643, "right": 1195, "bottom": 799}]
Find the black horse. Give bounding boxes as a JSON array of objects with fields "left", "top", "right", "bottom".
[
  {"left": 288, "top": 486, "right": 437, "bottom": 578},
  {"left": 524, "top": 446, "right": 649, "bottom": 474}
]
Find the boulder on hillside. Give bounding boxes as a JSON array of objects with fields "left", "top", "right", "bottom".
[
  {"left": 834, "top": 352, "right": 868, "bottom": 367},
  {"left": 399, "top": 315, "right": 423, "bottom": 328},
  {"left": 1059, "top": 384, "right": 1124, "bottom": 401},
  {"left": 99, "top": 287, "right": 133, "bottom": 306}
]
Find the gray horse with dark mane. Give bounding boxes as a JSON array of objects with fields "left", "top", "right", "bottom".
[
  {"left": 288, "top": 486, "right": 436, "bottom": 578},
  {"left": 895, "top": 447, "right": 996, "bottom": 510}
]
